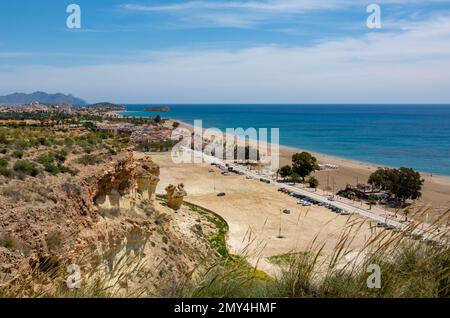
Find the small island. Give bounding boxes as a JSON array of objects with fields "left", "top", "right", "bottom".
[{"left": 144, "top": 106, "right": 171, "bottom": 112}]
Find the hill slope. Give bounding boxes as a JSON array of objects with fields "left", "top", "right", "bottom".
[{"left": 0, "top": 91, "right": 87, "bottom": 106}]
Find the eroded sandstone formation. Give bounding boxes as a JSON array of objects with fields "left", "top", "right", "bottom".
[
  {"left": 165, "top": 183, "right": 187, "bottom": 211},
  {"left": 93, "top": 151, "right": 160, "bottom": 214},
  {"left": 0, "top": 151, "right": 219, "bottom": 297}
]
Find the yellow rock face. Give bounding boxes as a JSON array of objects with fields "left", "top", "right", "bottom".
[
  {"left": 94, "top": 153, "right": 160, "bottom": 214},
  {"left": 165, "top": 183, "right": 187, "bottom": 210}
]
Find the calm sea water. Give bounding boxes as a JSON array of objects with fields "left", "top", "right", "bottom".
[{"left": 121, "top": 105, "right": 450, "bottom": 176}]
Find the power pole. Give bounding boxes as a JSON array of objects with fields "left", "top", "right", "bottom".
[
  {"left": 332, "top": 177, "right": 335, "bottom": 194},
  {"left": 278, "top": 209, "right": 282, "bottom": 238},
  {"left": 327, "top": 171, "right": 330, "bottom": 194}
]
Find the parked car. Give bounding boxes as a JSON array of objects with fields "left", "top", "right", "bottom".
[
  {"left": 282, "top": 209, "right": 291, "bottom": 214},
  {"left": 301, "top": 199, "right": 311, "bottom": 206},
  {"left": 327, "top": 196, "right": 335, "bottom": 201},
  {"left": 217, "top": 192, "right": 226, "bottom": 197}
]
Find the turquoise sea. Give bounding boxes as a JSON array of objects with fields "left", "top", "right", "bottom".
[{"left": 121, "top": 105, "right": 450, "bottom": 177}]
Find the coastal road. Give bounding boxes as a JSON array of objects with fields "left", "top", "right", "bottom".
[{"left": 183, "top": 148, "right": 441, "bottom": 242}]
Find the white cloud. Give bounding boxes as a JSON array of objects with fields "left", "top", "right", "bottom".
[
  {"left": 121, "top": 1, "right": 343, "bottom": 13},
  {"left": 121, "top": 0, "right": 450, "bottom": 28},
  {"left": 0, "top": 52, "right": 35, "bottom": 58},
  {"left": 1, "top": 15, "right": 450, "bottom": 103},
  {"left": 122, "top": 0, "right": 450, "bottom": 13}
]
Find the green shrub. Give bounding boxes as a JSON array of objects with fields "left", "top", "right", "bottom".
[
  {"left": 0, "top": 134, "right": 9, "bottom": 144},
  {"left": 13, "top": 160, "right": 39, "bottom": 177},
  {"left": 54, "top": 150, "right": 67, "bottom": 163},
  {"left": 11, "top": 150, "right": 24, "bottom": 159},
  {"left": 37, "top": 154, "right": 54, "bottom": 166},
  {"left": 43, "top": 164, "right": 60, "bottom": 175},
  {"left": 0, "top": 158, "right": 8, "bottom": 168},
  {"left": 308, "top": 176, "right": 319, "bottom": 189},
  {"left": 37, "top": 137, "right": 50, "bottom": 146},
  {"left": 0, "top": 167, "right": 11, "bottom": 177}
]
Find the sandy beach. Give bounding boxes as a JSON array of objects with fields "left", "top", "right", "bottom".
[
  {"left": 171, "top": 119, "right": 450, "bottom": 218},
  {"left": 145, "top": 151, "right": 379, "bottom": 275}
]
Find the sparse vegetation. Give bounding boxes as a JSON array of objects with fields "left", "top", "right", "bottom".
[
  {"left": 78, "top": 154, "right": 101, "bottom": 166},
  {"left": 98, "top": 207, "right": 121, "bottom": 218},
  {"left": 0, "top": 112, "right": 448, "bottom": 300},
  {"left": 13, "top": 160, "right": 39, "bottom": 177},
  {"left": 0, "top": 232, "right": 19, "bottom": 250},
  {"left": 45, "top": 230, "right": 65, "bottom": 252}
]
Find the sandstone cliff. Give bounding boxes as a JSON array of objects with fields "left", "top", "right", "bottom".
[{"left": 0, "top": 151, "right": 222, "bottom": 296}]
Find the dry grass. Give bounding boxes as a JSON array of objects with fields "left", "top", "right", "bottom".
[{"left": 0, "top": 205, "right": 448, "bottom": 298}]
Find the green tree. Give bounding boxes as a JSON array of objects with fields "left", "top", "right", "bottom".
[
  {"left": 308, "top": 176, "right": 319, "bottom": 189},
  {"left": 291, "top": 172, "right": 301, "bottom": 184},
  {"left": 278, "top": 165, "right": 292, "bottom": 179},
  {"left": 391, "top": 167, "right": 424, "bottom": 204},
  {"left": 368, "top": 167, "right": 424, "bottom": 204},
  {"left": 291, "top": 152, "right": 319, "bottom": 181},
  {"left": 368, "top": 168, "right": 392, "bottom": 191}
]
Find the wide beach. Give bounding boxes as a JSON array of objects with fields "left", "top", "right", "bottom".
[{"left": 172, "top": 119, "right": 450, "bottom": 220}]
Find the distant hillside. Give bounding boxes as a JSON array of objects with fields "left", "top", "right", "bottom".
[
  {"left": 86, "top": 102, "right": 125, "bottom": 111},
  {"left": 0, "top": 91, "right": 87, "bottom": 106}
]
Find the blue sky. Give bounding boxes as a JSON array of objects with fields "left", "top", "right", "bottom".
[{"left": 1, "top": 0, "right": 450, "bottom": 103}]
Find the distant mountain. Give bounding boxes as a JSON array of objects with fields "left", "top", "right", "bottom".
[{"left": 0, "top": 91, "right": 87, "bottom": 106}]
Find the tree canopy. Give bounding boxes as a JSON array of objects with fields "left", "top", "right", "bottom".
[
  {"left": 291, "top": 152, "right": 319, "bottom": 181},
  {"left": 278, "top": 165, "right": 292, "bottom": 179},
  {"left": 368, "top": 167, "right": 424, "bottom": 203},
  {"left": 308, "top": 176, "right": 319, "bottom": 189}
]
